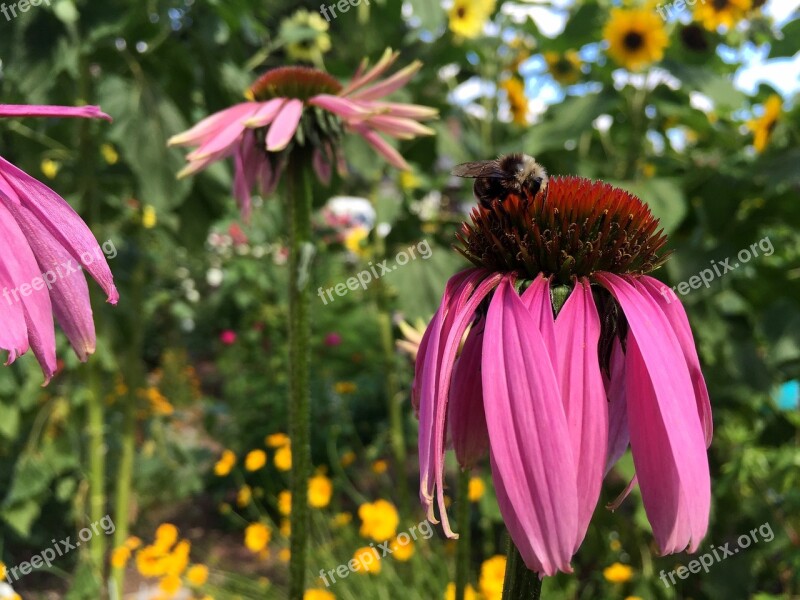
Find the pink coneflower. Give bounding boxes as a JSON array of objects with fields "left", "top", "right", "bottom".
[
  {"left": 0, "top": 105, "right": 118, "bottom": 382},
  {"left": 415, "top": 175, "right": 712, "bottom": 575},
  {"left": 169, "top": 49, "right": 437, "bottom": 219},
  {"left": 220, "top": 330, "right": 237, "bottom": 345}
]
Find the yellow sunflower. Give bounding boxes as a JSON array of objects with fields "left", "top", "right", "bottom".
[
  {"left": 543, "top": 50, "right": 583, "bottom": 85},
  {"left": 604, "top": 8, "right": 669, "bottom": 70},
  {"left": 500, "top": 77, "right": 528, "bottom": 126},
  {"left": 449, "top": 0, "right": 496, "bottom": 39},
  {"left": 747, "top": 94, "right": 782, "bottom": 153},
  {"left": 694, "top": 0, "right": 751, "bottom": 31}
]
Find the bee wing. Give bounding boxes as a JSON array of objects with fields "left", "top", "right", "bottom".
[{"left": 451, "top": 160, "right": 507, "bottom": 179}]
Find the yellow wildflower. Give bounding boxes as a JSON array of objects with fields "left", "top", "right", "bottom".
[
  {"left": 237, "top": 485, "right": 252, "bottom": 507},
  {"left": 244, "top": 523, "right": 271, "bottom": 553},
  {"left": 308, "top": 474, "right": 333, "bottom": 508},
  {"left": 479, "top": 555, "right": 507, "bottom": 600},
  {"left": 304, "top": 589, "right": 335, "bottom": 600},
  {"left": 214, "top": 449, "right": 236, "bottom": 476},
  {"left": 265, "top": 433, "right": 290, "bottom": 448},
  {"left": 334, "top": 381, "right": 357, "bottom": 394},
  {"left": 352, "top": 546, "right": 381, "bottom": 574},
  {"left": 371, "top": 459, "right": 388, "bottom": 474},
  {"left": 142, "top": 205, "right": 157, "bottom": 229},
  {"left": 358, "top": 499, "right": 399, "bottom": 542},
  {"left": 40, "top": 159, "right": 60, "bottom": 179},
  {"left": 543, "top": 50, "right": 582, "bottom": 85},
  {"left": 111, "top": 546, "right": 131, "bottom": 569},
  {"left": 101, "top": 143, "right": 119, "bottom": 165},
  {"left": 748, "top": 95, "right": 781, "bottom": 153},
  {"left": 274, "top": 445, "right": 292, "bottom": 471},
  {"left": 159, "top": 574, "right": 182, "bottom": 595},
  {"left": 186, "top": 564, "right": 209, "bottom": 586},
  {"left": 603, "top": 562, "right": 634, "bottom": 583},
  {"left": 500, "top": 78, "right": 527, "bottom": 125},
  {"left": 444, "top": 582, "right": 478, "bottom": 600},
  {"left": 390, "top": 536, "right": 414, "bottom": 561},
  {"left": 468, "top": 477, "right": 485, "bottom": 502},
  {"left": 694, "top": 0, "right": 751, "bottom": 31},
  {"left": 154, "top": 524, "right": 178, "bottom": 552},
  {"left": 278, "top": 490, "right": 292, "bottom": 516},
  {"left": 245, "top": 449, "right": 267, "bottom": 471},
  {"left": 448, "top": 0, "right": 496, "bottom": 39}
]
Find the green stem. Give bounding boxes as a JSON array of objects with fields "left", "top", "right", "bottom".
[
  {"left": 455, "top": 469, "right": 472, "bottom": 600},
  {"left": 287, "top": 159, "right": 314, "bottom": 599},
  {"left": 86, "top": 365, "right": 107, "bottom": 583},
  {"left": 502, "top": 539, "right": 542, "bottom": 600}
]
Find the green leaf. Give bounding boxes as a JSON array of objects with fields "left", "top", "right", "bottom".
[
  {"left": 407, "top": 0, "right": 445, "bottom": 32},
  {"left": 770, "top": 18, "right": 800, "bottom": 58}
]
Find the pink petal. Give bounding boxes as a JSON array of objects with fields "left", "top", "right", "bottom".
[
  {"left": 604, "top": 338, "right": 629, "bottom": 475},
  {"left": 554, "top": 278, "right": 607, "bottom": 551},
  {"left": 359, "top": 101, "right": 439, "bottom": 119},
  {"left": 350, "top": 61, "right": 423, "bottom": 102},
  {"left": 186, "top": 108, "right": 255, "bottom": 161},
  {"left": 308, "top": 95, "right": 373, "bottom": 120},
  {"left": 362, "top": 115, "right": 435, "bottom": 139},
  {"left": 0, "top": 104, "right": 111, "bottom": 121},
  {"left": 351, "top": 125, "right": 409, "bottom": 170},
  {"left": 312, "top": 148, "right": 332, "bottom": 186},
  {"left": 595, "top": 272, "right": 710, "bottom": 555},
  {"left": 243, "top": 99, "right": 287, "bottom": 128},
  {"left": 0, "top": 158, "right": 118, "bottom": 305},
  {"left": 638, "top": 277, "right": 712, "bottom": 447},
  {"left": 265, "top": 99, "right": 304, "bottom": 152},
  {"left": 339, "top": 49, "right": 399, "bottom": 97},
  {"left": 520, "top": 274, "right": 557, "bottom": 366},
  {"left": 483, "top": 279, "right": 577, "bottom": 575},
  {"left": 449, "top": 319, "right": 488, "bottom": 469},
  {"left": 0, "top": 200, "right": 56, "bottom": 380},
  {"left": 168, "top": 102, "right": 260, "bottom": 147}
]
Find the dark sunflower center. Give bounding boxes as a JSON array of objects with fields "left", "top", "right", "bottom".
[
  {"left": 456, "top": 175, "right": 669, "bottom": 284},
  {"left": 623, "top": 31, "right": 644, "bottom": 51},
  {"left": 713, "top": 0, "right": 730, "bottom": 9},
  {"left": 456, "top": 6, "right": 466, "bottom": 18},
  {"left": 680, "top": 24, "right": 709, "bottom": 52},
  {"left": 250, "top": 66, "right": 342, "bottom": 102},
  {"left": 555, "top": 59, "right": 574, "bottom": 74}
]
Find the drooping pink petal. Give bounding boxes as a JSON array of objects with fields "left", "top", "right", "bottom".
[
  {"left": 553, "top": 278, "right": 608, "bottom": 551},
  {"left": 168, "top": 102, "right": 260, "bottom": 147},
  {"left": 6, "top": 201, "right": 96, "bottom": 362},
  {"left": 449, "top": 319, "right": 488, "bottom": 469},
  {"left": 638, "top": 277, "right": 712, "bottom": 447},
  {"left": 233, "top": 131, "right": 260, "bottom": 221},
  {"left": 312, "top": 148, "right": 332, "bottom": 186},
  {"left": 0, "top": 158, "right": 118, "bottom": 305},
  {"left": 242, "top": 99, "right": 287, "bottom": 128},
  {"left": 361, "top": 115, "right": 436, "bottom": 139},
  {"left": 595, "top": 272, "right": 710, "bottom": 555},
  {"left": 265, "top": 99, "right": 304, "bottom": 152},
  {"left": 350, "top": 125, "right": 409, "bottom": 170},
  {"left": 186, "top": 107, "right": 255, "bottom": 161},
  {"left": 0, "top": 104, "right": 111, "bottom": 121},
  {"left": 483, "top": 279, "right": 578, "bottom": 575},
  {"left": 0, "top": 200, "right": 56, "bottom": 380},
  {"left": 359, "top": 101, "right": 439, "bottom": 119},
  {"left": 604, "top": 338, "right": 629, "bottom": 475},
  {"left": 520, "top": 274, "right": 557, "bottom": 366}
]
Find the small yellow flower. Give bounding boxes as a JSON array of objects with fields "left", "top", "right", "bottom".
[
  {"left": 334, "top": 380, "right": 358, "bottom": 394},
  {"left": 340, "top": 451, "right": 356, "bottom": 467},
  {"left": 159, "top": 573, "right": 182, "bottom": 595},
  {"left": 142, "top": 204, "right": 157, "bottom": 229},
  {"left": 244, "top": 523, "right": 271, "bottom": 553},
  {"left": 543, "top": 50, "right": 582, "bottom": 85},
  {"left": 352, "top": 546, "right": 382, "bottom": 574},
  {"left": 333, "top": 512, "right": 353, "bottom": 527},
  {"left": 479, "top": 555, "right": 507, "bottom": 600},
  {"left": 284, "top": 9, "right": 332, "bottom": 62},
  {"left": 444, "top": 582, "right": 478, "bottom": 600},
  {"left": 371, "top": 459, "right": 388, "bottom": 474},
  {"left": 274, "top": 445, "right": 292, "bottom": 471},
  {"left": 0, "top": 562, "right": 7, "bottom": 579},
  {"left": 308, "top": 474, "right": 333, "bottom": 508},
  {"left": 111, "top": 546, "right": 131, "bottom": 569},
  {"left": 136, "top": 545, "right": 170, "bottom": 577},
  {"left": 146, "top": 387, "right": 174, "bottom": 416},
  {"left": 304, "top": 589, "right": 336, "bottom": 600},
  {"left": 603, "top": 562, "right": 634, "bottom": 583},
  {"left": 641, "top": 163, "right": 656, "bottom": 178},
  {"left": 101, "top": 143, "right": 119, "bottom": 165},
  {"left": 278, "top": 548, "right": 291, "bottom": 563},
  {"left": 694, "top": 0, "right": 751, "bottom": 31},
  {"left": 265, "top": 432, "right": 290, "bottom": 448},
  {"left": 400, "top": 170, "right": 422, "bottom": 191},
  {"left": 500, "top": 78, "right": 528, "bottom": 125},
  {"left": 610, "top": 538, "right": 622, "bottom": 551},
  {"left": 390, "top": 536, "right": 414, "bottom": 561},
  {"left": 245, "top": 449, "right": 267, "bottom": 471},
  {"left": 358, "top": 499, "right": 399, "bottom": 542},
  {"left": 40, "top": 159, "right": 60, "bottom": 179},
  {"left": 165, "top": 540, "right": 191, "bottom": 577},
  {"left": 604, "top": 8, "right": 669, "bottom": 70},
  {"left": 624, "top": 597, "right": 644, "bottom": 600},
  {"left": 448, "top": 0, "right": 496, "bottom": 39},
  {"left": 468, "top": 477, "right": 485, "bottom": 502},
  {"left": 154, "top": 523, "right": 179, "bottom": 551},
  {"left": 280, "top": 519, "right": 291, "bottom": 537},
  {"left": 237, "top": 485, "right": 252, "bottom": 507},
  {"left": 343, "top": 226, "right": 369, "bottom": 256},
  {"left": 747, "top": 95, "right": 782, "bottom": 153},
  {"left": 278, "top": 490, "right": 292, "bottom": 516},
  {"left": 186, "top": 564, "right": 209, "bottom": 586}
]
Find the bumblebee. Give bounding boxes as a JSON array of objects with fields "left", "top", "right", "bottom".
[{"left": 452, "top": 153, "right": 548, "bottom": 209}]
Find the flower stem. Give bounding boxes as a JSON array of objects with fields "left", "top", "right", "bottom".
[
  {"left": 86, "top": 364, "right": 107, "bottom": 582},
  {"left": 455, "top": 469, "right": 472, "bottom": 600},
  {"left": 287, "top": 159, "right": 314, "bottom": 599},
  {"left": 501, "top": 539, "right": 542, "bottom": 600}
]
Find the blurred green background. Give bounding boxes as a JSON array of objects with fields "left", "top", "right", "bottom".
[{"left": 0, "top": 0, "right": 798, "bottom": 598}]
